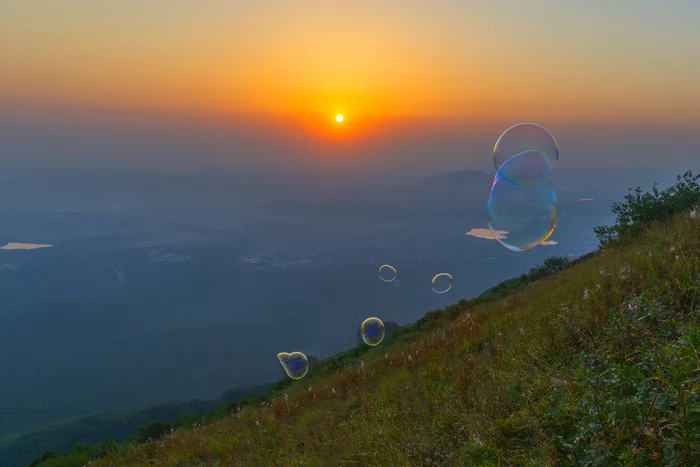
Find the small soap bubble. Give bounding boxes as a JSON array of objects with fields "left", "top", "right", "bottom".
[
  {"left": 378, "top": 264, "right": 397, "bottom": 282},
  {"left": 277, "top": 351, "right": 309, "bottom": 380},
  {"left": 360, "top": 317, "right": 385, "bottom": 346},
  {"left": 487, "top": 151, "right": 558, "bottom": 252},
  {"left": 393, "top": 278, "right": 402, "bottom": 288},
  {"left": 431, "top": 273, "right": 453, "bottom": 294},
  {"left": 493, "top": 123, "right": 558, "bottom": 185}
]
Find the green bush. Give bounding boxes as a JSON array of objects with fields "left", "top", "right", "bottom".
[
  {"left": 547, "top": 295, "right": 700, "bottom": 465},
  {"left": 594, "top": 170, "right": 700, "bottom": 246}
]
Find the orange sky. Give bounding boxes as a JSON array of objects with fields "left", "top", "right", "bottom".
[{"left": 2, "top": 1, "right": 700, "bottom": 134}]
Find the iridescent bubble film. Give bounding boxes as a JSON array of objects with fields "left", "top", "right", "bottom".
[
  {"left": 360, "top": 317, "right": 385, "bottom": 346},
  {"left": 378, "top": 264, "right": 397, "bottom": 282},
  {"left": 431, "top": 273, "right": 453, "bottom": 294},
  {"left": 487, "top": 151, "right": 558, "bottom": 252},
  {"left": 277, "top": 351, "right": 309, "bottom": 380},
  {"left": 493, "top": 123, "right": 558, "bottom": 185}
]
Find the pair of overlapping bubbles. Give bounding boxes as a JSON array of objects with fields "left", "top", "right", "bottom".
[
  {"left": 277, "top": 351, "right": 309, "bottom": 380},
  {"left": 487, "top": 123, "right": 559, "bottom": 252}
]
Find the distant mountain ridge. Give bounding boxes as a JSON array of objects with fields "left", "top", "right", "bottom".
[
  {"left": 0, "top": 383, "right": 275, "bottom": 467},
  {"left": 420, "top": 170, "right": 494, "bottom": 187}
]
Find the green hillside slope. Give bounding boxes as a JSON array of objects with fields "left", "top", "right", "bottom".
[{"left": 32, "top": 172, "right": 700, "bottom": 466}]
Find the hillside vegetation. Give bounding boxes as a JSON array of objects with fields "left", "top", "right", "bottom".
[
  {"left": 0, "top": 384, "right": 278, "bottom": 467},
  {"left": 34, "top": 172, "right": 700, "bottom": 466}
]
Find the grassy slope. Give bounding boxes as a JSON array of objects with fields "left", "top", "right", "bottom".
[{"left": 78, "top": 212, "right": 700, "bottom": 466}]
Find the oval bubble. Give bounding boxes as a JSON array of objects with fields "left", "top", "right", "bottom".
[
  {"left": 378, "top": 264, "right": 397, "bottom": 282},
  {"left": 431, "top": 273, "right": 453, "bottom": 294},
  {"left": 360, "top": 317, "right": 385, "bottom": 346},
  {"left": 393, "top": 278, "right": 401, "bottom": 288},
  {"left": 487, "top": 152, "right": 558, "bottom": 252},
  {"left": 277, "top": 351, "right": 309, "bottom": 380},
  {"left": 493, "top": 123, "right": 558, "bottom": 185}
]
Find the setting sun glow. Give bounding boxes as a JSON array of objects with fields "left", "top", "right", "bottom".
[{"left": 335, "top": 114, "right": 344, "bottom": 123}]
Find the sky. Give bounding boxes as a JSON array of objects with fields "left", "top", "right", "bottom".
[{"left": 1, "top": 1, "right": 700, "bottom": 176}]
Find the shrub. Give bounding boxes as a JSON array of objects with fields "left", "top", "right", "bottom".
[
  {"left": 594, "top": 170, "right": 700, "bottom": 246},
  {"left": 547, "top": 295, "right": 700, "bottom": 465}
]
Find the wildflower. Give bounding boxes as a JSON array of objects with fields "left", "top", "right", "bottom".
[
  {"left": 360, "top": 360, "right": 365, "bottom": 369},
  {"left": 618, "top": 265, "right": 631, "bottom": 280},
  {"left": 284, "top": 393, "right": 288, "bottom": 402},
  {"left": 690, "top": 210, "right": 697, "bottom": 219},
  {"left": 408, "top": 354, "right": 412, "bottom": 361},
  {"left": 331, "top": 388, "right": 336, "bottom": 395},
  {"left": 627, "top": 296, "right": 641, "bottom": 312},
  {"left": 670, "top": 246, "right": 676, "bottom": 252},
  {"left": 308, "top": 386, "right": 312, "bottom": 392},
  {"left": 676, "top": 255, "right": 680, "bottom": 261},
  {"left": 551, "top": 377, "right": 568, "bottom": 387},
  {"left": 384, "top": 352, "right": 389, "bottom": 359},
  {"left": 595, "top": 283, "right": 601, "bottom": 290},
  {"left": 583, "top": 289, "right": 589, "bottom": 300}
]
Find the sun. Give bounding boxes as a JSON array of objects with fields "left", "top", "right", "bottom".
[{"left": 335, "top": 114, "right": 344, "bottom": 123}]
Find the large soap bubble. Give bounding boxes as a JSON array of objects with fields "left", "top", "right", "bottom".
[
  {"left": 493, "top": 123, "right": 558, "bottom": 185},
  {"left": 487, "top": 151, "right": 558, "bottom": 252}
]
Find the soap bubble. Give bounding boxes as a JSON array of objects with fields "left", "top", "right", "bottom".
[
  {"left": 431, "top": 273, "right": 453, "bottom": 294},
  {"left": 493, "top": 123, "right": 558, "bottom": 185},
  {"left": 360, "top": 317, "right": 385, "bottom": 346},
  {"left": 393, "top": 278, "right": 402, "bottom": 288},
  {"left": 277, "top": 351, "right": 309, "bottom": 380},
  {"left": 487, "top": 152, "right": 558, "bottom": 252},
  {"left": 378, "top": 264, "right": 397, "bottom": 282}
]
